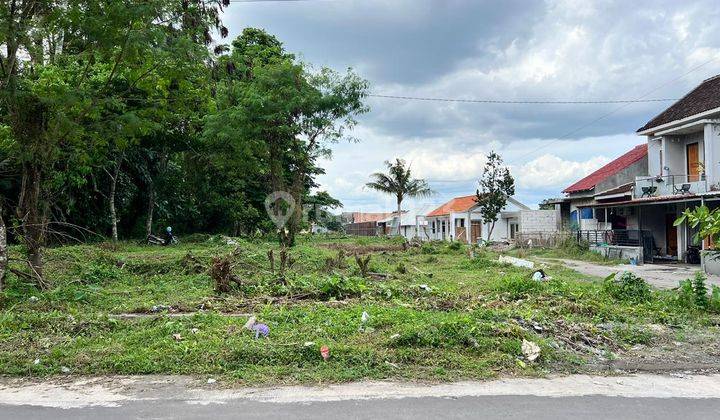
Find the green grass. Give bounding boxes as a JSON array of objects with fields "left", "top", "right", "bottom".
[
  {"left": 0, "top": 235, "right": 717, "bottom": 384},
  {"left": 507, "top": 246, "right": 623, "bottom": 265}
]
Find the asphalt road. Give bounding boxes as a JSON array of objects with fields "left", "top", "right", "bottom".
[
  {"left": 3, "top": 395, "right": 720, "bottom": 420},
  {"left": 3, "top": 374, "right": 720, "bottom": 419}
]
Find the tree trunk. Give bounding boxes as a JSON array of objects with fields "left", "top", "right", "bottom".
[
  {"left": 0, "top": 208, "right": 7, "bottom": 292},
  {"left": 287, "top": 169, "right": 305, "bottom": 247},
  {"left": 397, "top": 198, "right": 402, "bottom": 237},
  {"left": 145, "top": 179, "right": 155, "bottom": 238},
  {"left": 487, "top": 220, "right": 496, "bottom": 242},
  {"left": 109, "top": 157, "right": 122, "bottom": 242},
  {"left": 17, "top": 163, "right": 49, "bottom": 289}
]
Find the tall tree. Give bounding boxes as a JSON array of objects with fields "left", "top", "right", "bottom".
[
  {"left": 205, "top": 28, "right": 368, "bottom": 247},
  {"left": 0, "top": 0, "right": 230, "bottom": 288},
  {"left": 366, "top": 159, "right": 434, "bottom": 236},
  {"left": 475, "top": 151, "right": 515, "bottom": 241}
]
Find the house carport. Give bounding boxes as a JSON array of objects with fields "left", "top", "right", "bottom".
[{"left": 578, "top": 193, "right": 720, "bottom": 265}]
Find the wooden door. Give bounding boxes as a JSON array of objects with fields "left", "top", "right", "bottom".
[
  {"left": 687, "top": 143, "right": 700, "bottom": 182},
  {"left": 665, "top": 214, "right": 678, "bottom": 256},
  {"left": 455, "top": 227, "right": 467, "bottom": 243},
  {"left": 470, "top": 221, "right": 482, "bottom": 243}
]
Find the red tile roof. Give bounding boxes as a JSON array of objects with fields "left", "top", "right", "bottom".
[
  {"left": 562, "top": 144, "right": 647, "bottom": 194},
  {"left": 638, "top": 75, "right": 720, "bottom": 133},
  {"left": 426, "top": 195, "right": 478, "bottom": 217}
]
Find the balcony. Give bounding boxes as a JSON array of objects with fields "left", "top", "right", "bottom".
[{"left": 633, "top": 175, "right": 710, "bottom": 198}]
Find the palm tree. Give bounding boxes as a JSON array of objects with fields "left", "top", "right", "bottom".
[{"left": 366, "top": 159, "right": 434, "bottom": 236}]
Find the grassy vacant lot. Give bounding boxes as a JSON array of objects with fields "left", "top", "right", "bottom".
[{"left": 1, "top": 235, "right": 718, "bottom": 384}]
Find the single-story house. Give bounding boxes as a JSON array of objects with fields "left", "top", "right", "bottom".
[{"left": 424, "top": 194, "right": 557, "bottom": 243}]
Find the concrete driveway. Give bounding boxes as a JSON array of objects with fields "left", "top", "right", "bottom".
[{"left": 549, "top": 259, "right": 720, "bottom": 289}]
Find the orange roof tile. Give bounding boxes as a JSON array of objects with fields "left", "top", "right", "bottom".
[{"left": 426, "top": 195, "right": 478, "bottom": 217}]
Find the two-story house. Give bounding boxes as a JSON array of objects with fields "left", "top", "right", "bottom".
[{"left": 561, "top": 75, "right": 720, "bottom": 270}]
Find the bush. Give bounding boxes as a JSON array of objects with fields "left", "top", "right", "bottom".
[
  {"left": 491, "top": 274, "right": 543, "bottom": 300},
  {"left": 421, "top": 243, "right": 438, "bottom": 255},
  {"left": 447, "top": 241, "right": 462, "bottom": 251},
  {"left": 710, "top": 286, "right": 720, "bottom": 313},
  {"left": 676, "top": 279, "right": 696, "bottom": 309},
  {"left": 316, "top": 275, "right": 368, "bottom": 300},
  {"left": 692, "top": 272, "right": 709, "bottom": 309},
  {"left": 677, "top": 272, "right": 716, "bottom": 311},
  {"left": 602, "top": 272, "right": 651, "bottom": 303}
]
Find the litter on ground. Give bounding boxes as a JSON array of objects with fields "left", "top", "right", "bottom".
[
  {"left": 522, "top": 339, "right": 541, "bottom": 362},
  {"left": 498, "top": 255, "right": 535, "bottom": 269}
]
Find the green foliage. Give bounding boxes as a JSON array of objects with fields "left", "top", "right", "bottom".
[
  {"left": 675, "top": 205, "right": 720, "bottom": 245},
  {"left": 447, "top": 241, "right": 462, "bottom": 251},
  {"left": 476, "top": 151, "right": 515, "bottom": 240},
  {"left": 602, "top": 272, "right": 651, "bottom": 303},
  {"left": 692, "top": 272, "right": 709, "bottom": 309}
]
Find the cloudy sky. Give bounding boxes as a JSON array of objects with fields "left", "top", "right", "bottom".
[{"left": 222, "top": 0, "right": 720, "bottom": 213}]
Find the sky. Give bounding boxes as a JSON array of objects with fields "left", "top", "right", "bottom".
[{"left": 221, "top": 0, "right": 720, "bottom": 213}]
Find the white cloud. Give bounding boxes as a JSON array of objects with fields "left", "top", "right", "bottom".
[{"left": 515, "top": 154, "right": 610, "bottom": 189}]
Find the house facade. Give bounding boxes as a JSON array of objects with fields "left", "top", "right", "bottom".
[
  {"left": 559, "top": 75, "right": 720, "bottom": 270},
  {"left": 424, "top": 195, "right": 556, "bottom": 243}
]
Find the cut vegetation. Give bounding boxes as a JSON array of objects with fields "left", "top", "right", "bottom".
[{"left": 1, "top": 235, "right": 719, "bottom": 384}]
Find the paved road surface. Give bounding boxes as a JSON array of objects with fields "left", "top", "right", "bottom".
[
  {"left": 3, "top": 395, "right": 720, "bottom": 419},
  {"left": 545, "top": 258, "right": 720, "bottom": 289},
  {"left": 2, "top": 374, "right": 720, "bottom": 419}
]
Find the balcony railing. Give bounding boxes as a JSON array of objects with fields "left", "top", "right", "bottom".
[{"left": 633, "top": 174, "right": 708, "bottom": 198}]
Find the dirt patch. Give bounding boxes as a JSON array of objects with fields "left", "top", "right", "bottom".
[{"left": 320, "top": 243, "right": 406, "bottom": 255}]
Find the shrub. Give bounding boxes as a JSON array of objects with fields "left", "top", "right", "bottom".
[
  {"left": 676, "top": 272, "right": 714, "bottom": 311},
  {"left": 676, "top": 279, "right": 696, "bottom": 309},
  {"left": 602, "top": 272, "right": 651, "bottom": 303},
  {"left": 692, "top": 272, "right": 709, "bottom": 309},
  {"left": 316, "top": 275, "right": 368, "bottom": 300},
  {"left": 447, "top": 241, "right": 462, "bottom": 251},
  {"left": 710, "top": 286, "right": 720, "bottom": 313},
  {"left": 80, "top": 263, "right": 122, "bottom": 285},
  {"left": 421, "top": 243, "right": 438, "bottom": 255},
  {"left": 491, "top": 274, "right": 543, "bottom": 300}
]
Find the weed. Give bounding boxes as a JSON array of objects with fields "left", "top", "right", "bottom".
[
  {"left": 447, "top": 241, "right": 462, "bottom": 251},
  {"left": 602, "top": 272, "right": 651, "bottom": 303},
  {"left": 692, "top": 272, "right": 709, "bottom": 309}
]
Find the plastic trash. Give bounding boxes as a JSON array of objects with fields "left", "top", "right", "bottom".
[
  {"left": 521, "top": 339, "right": 541, "bottom": 362},
  {"left": 320, "top": 345, "right": 330, "bottom": 361},
  {"left": 361, "top": 311, "right": 369, "bottom": 323},
  {"left": 419, "top": 284, "right": 432, "bottom": 292},
  {"left": 207, "top": 378, "right": 217, "bottom": 384},
  {"left": 244, "top": 316, "right": 270, "bottom": 339},
  {"left": 498, "top": 255, "right": 535, "bottom": 269},
  {"left": 61, "top": 366, "right": 71, "bottom": 374}
]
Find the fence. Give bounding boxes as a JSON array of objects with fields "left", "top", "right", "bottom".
[{"left": 577, "top": 229, "right": 652, "bottom": 247}]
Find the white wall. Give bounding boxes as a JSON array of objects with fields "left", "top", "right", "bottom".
[
  {"left": 704, "top": 123, "right": 720, "bottom": 186},
  {"left": 648, "top": 137, "right": 662, "bottom": 176},
  {"left": 661, "top": 132, "right": 704, "bottom": 181}
]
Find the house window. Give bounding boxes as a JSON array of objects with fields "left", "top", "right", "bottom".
[
  {"left": 459, "top": 219, "right": 465, "bottom": 228},
  {"left": 659, "top": 150, "right": 663, "bottom": 176},
  {"left": 431, "top": 221, "right": 436, "bottom": 234},
  {"left": 580, "top": 208, "right": 594, "bottom": 219}
]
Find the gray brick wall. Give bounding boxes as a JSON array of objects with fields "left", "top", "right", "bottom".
[{"left": 519, "top": 210, "right": 558, "bottom": 233}]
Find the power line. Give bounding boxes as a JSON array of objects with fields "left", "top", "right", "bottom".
[
  {"left": 368, "top": 94, "right": 678, "bottom": 105},
  {"left": 507, "top": 55, "right": 720, "bottom": 166}
]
